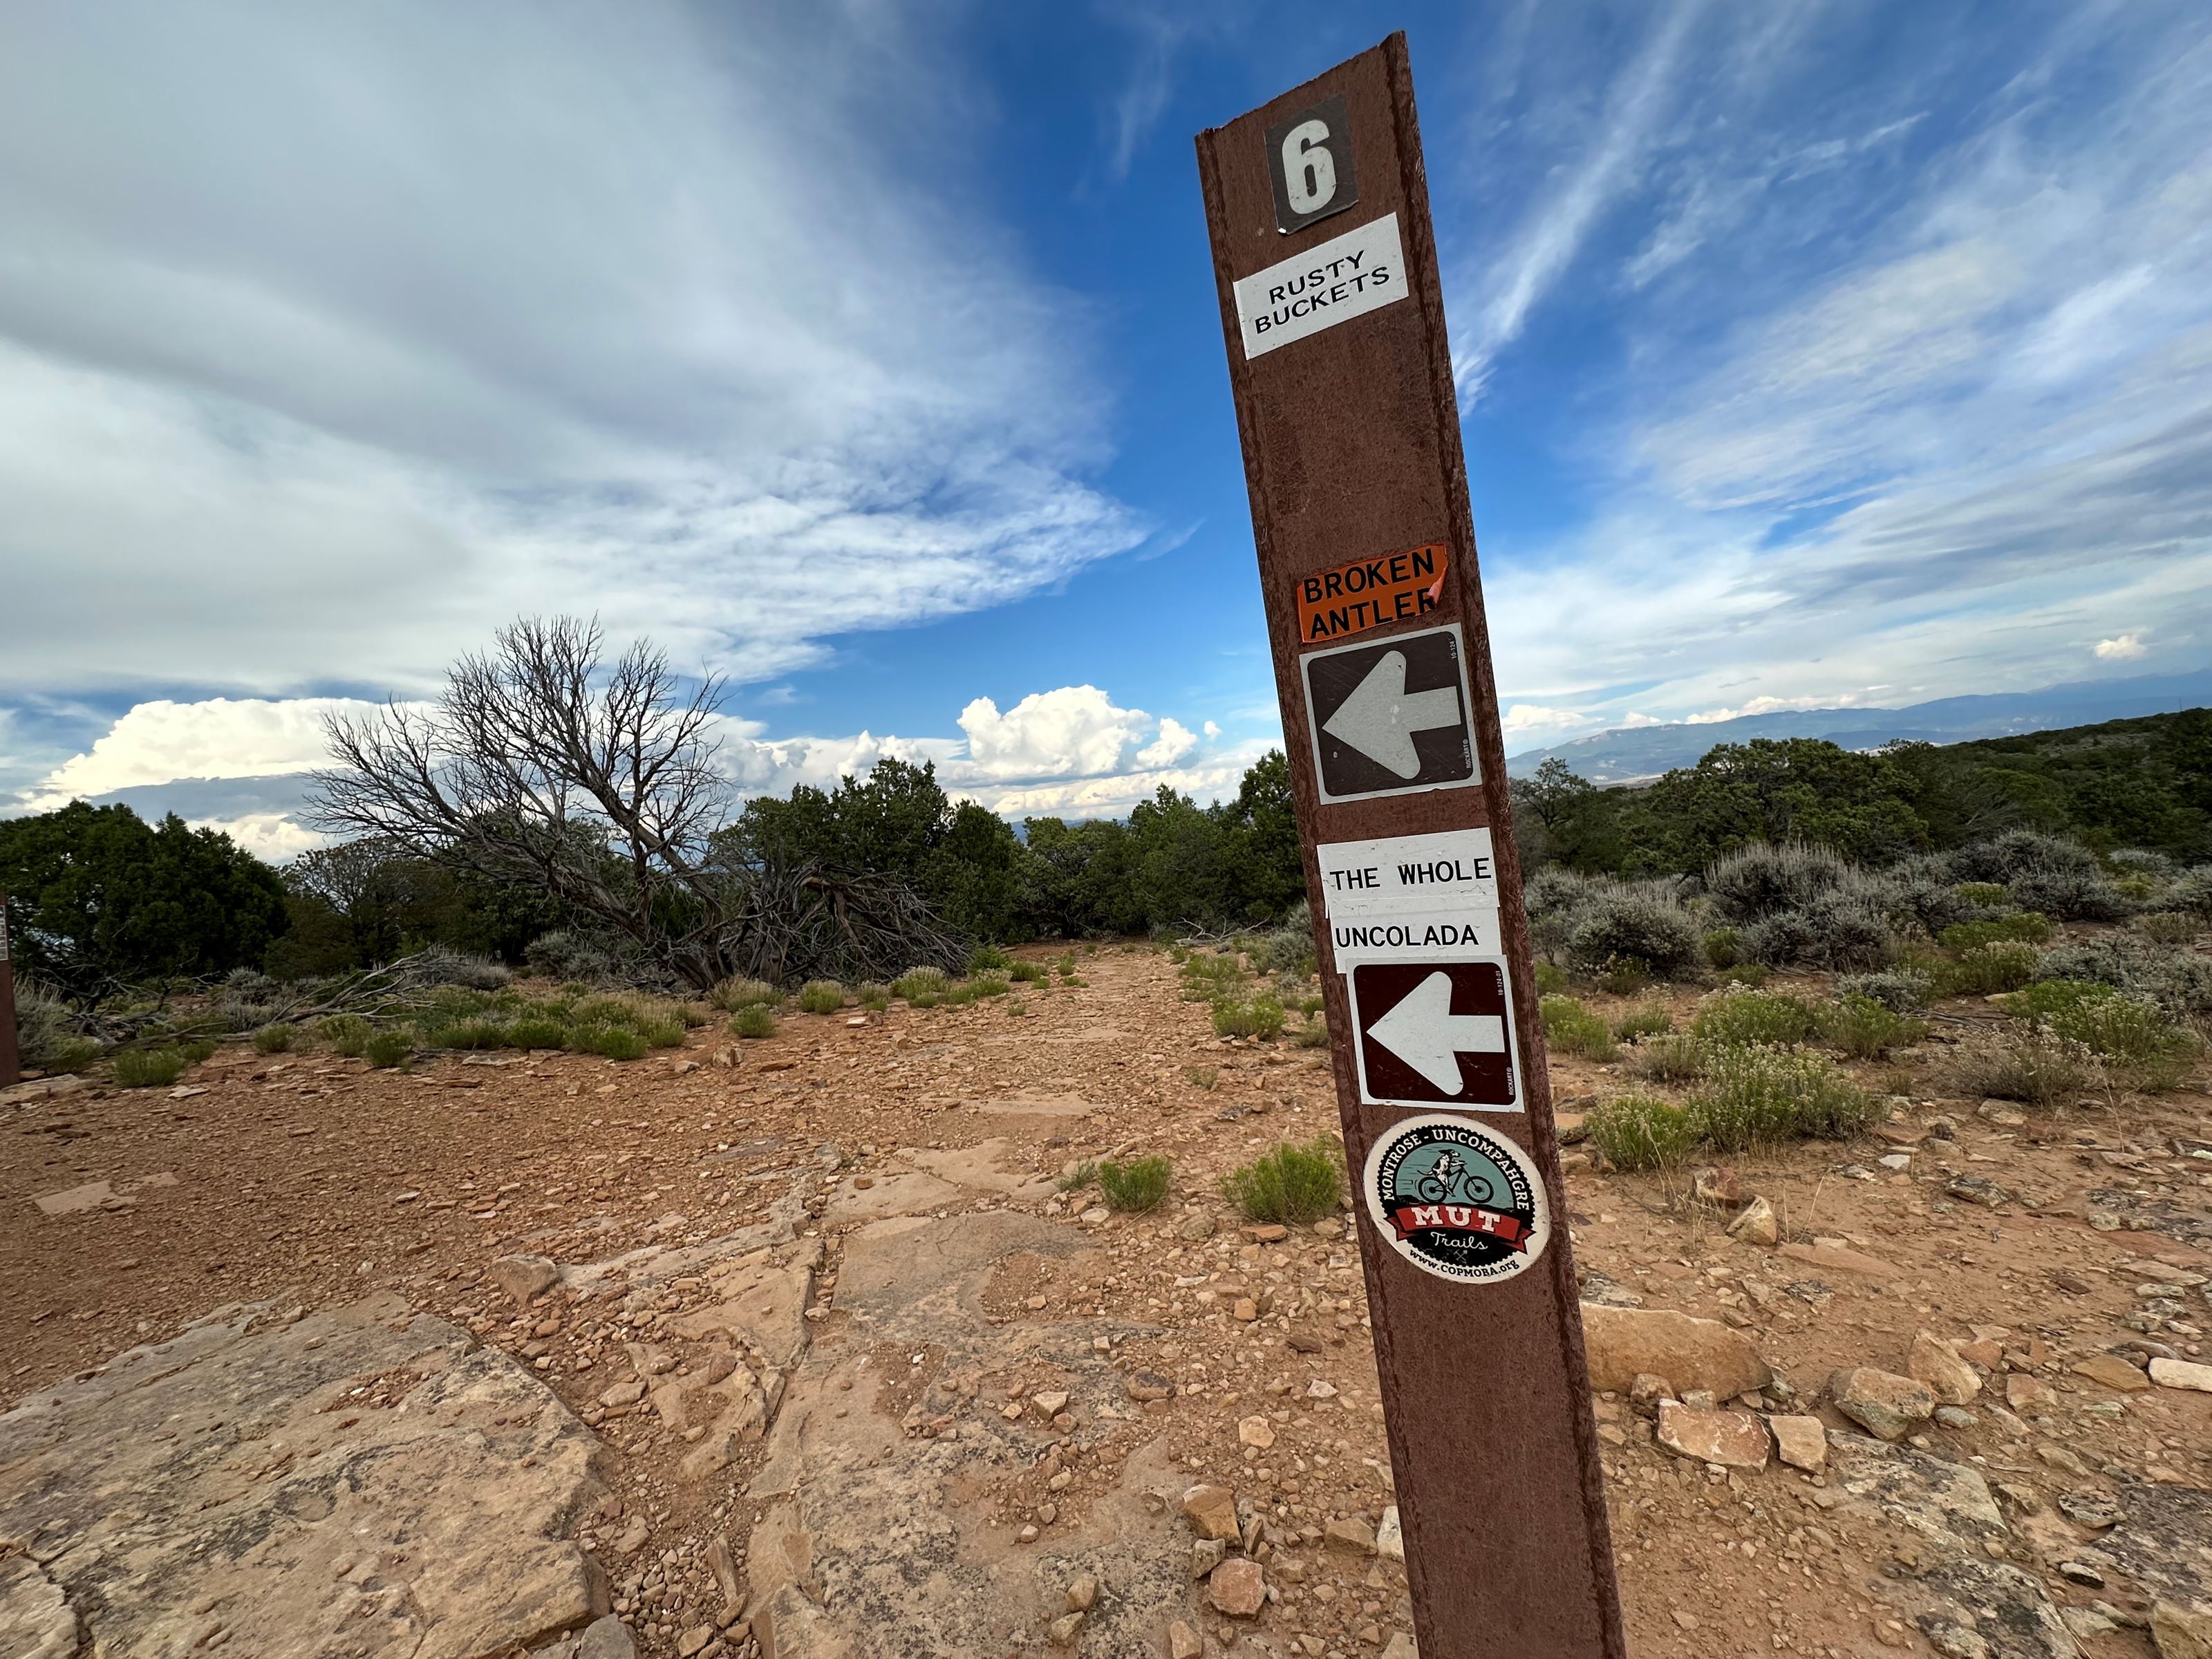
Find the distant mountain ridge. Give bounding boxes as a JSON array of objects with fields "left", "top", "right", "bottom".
[{"left": 1505, "top": 670, "right": 2212, "bottom": 783}]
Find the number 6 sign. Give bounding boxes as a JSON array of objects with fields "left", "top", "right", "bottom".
[{"left": 1265, "top": 93, "right": 1357, "bottom": 234}]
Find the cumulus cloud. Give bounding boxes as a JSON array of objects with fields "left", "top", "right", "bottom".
[
  {"left": 23, "top": 697, "right": 406, "bottom": 811},
  {"left": 2094, "top": 632, "right": 2148, "bottom": 661},
  {"left": 0, "top": 2, "right": 1143, "bottom": 700}
]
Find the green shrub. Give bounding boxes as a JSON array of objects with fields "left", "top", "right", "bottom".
[
  {"left": 1691, "top": 987, "right": 1824, "bottom": 1047},
  {"left": 709, "top": 976, "right": 780, "bottom": 1011},
  {"left": 2153, "top": 868, "right": 2212, "bottom": 918},
  {"left": 1222, "top": 1139, "right": 1342, "bottom": 1224},
  {"left": 1705, "top": 841, "right": 1850, "bottom": 924},
  {"left": 1098, "top": 1155, "right": 1172, "bottom": 1213},
  {"left": 1539, "top": 993, "right": 1614, "bottom": 1061},
  {"left": 634, "top": 1015, "right": 686, "bottom": 1048},
  {"left": 1933, "top": 940, "right": 2040, "bottom": 995},
  {"left": 797, "top": 980, "right": 847, "bottom": 1015},
  {"left": 968, "top": 944, "right": 1015, "bottom": 974},
  {"left": 1703, "top": 926, "right": 1743, "bottom": 970},
  {"left": 1566, "top": 892, "right": 1701, "bottom": 980},
  {"left": 857, "top": 982, "right": 892, "bottom": 1011},
  {"left": 971, "top": 976, "right": 1012, "bottom": 999},
  {"left": 2141, "top": 912, "right": 2200, "bottom": 946},
  {"left": 1586, "top": 1095, "right": 1698, "bottom": 1172},
  {"left": 942, "top": 981, "right": 980, "bottom": 1007},
  {"left": 1056, "top": 1158, "right": 1096, "bottom": 1192},
  {"left": 1943, "top": 1027, "right": 2101, "bottom": 1108},
  {"left": 892, "top": 966, "right": 948, "bottom": 1001},
  {"left": 252, "top": 1023, "right": 295, "bottom": 1055},
  {"left": 1009, "top": 960, "right": 1049, "bottom": 983},
  {"left": 1954, "top": 882, "right": 2011, "bottom": 907},
  {"left": 507, "top": 1015, "right": 570, "bottom": 1050},
  {"left": 317, "top": 1014, "right": 373, "bottom": 1056},
  {"left": 732, "top": 1004, "right": 778, "bottom": 1040},
  {"left": 113, "top": 1046, "right": 189, "bottom": 1088},
  {"left": 1714, "top": 962, "right": 1769, "bottom": 988},
  {"left": 2007, "top": 869, "right": 2128, "bottom": 923},
  {"left": 1685, "top": 1045, "right": 1876, "bottom": 1150},
  {"left": 12, "top": 977, "right": 102, "bottom": 1072},
  {"left": 1610, "top": 1002, "right": 1674, "bottom": 1042},
  {"left": 1819, "top": 994, "right": 1927, "bottom": 1059},
  {"left": 425, "top": 1017, "right": 508, "bottom": 1050},
  {"left": 1741, "top": 894, "right": 1895, "bottom": 971},
  {"left": 1591, "top": 956, "right": 1652, "bottom": 995},
  {"left": 1837, "top": 971, "right": 1933, "bottom": 1012},
  {"left": 1624, "top": 1031, "right": 1705, "bottom": 1083},
  {"left": 2005, "top": 981, "right": 2197, "bottom": 1075},
  {"left": 1185, "top": 1065, "right": 1219, "bottom": 1089},
  {"left": 1533, "top": 961, "right": 1568, "bottom": 994},
  {"left": 568, "top": 1023, "right": 649, "bottom": 1061},
  {"left": 363, "top": 1031, "right": 413, "bottom": 1069},
  {"left": 1180, "top": 952, "right": 1244, "bottom": 1002},
  {"left": 1292, "top": 1015, "right": 1331, "bottom": 1049},
  {"left": 1212, "top": 994, "right": 1286, "bottom": 1041},
  {"left": 1940, "top": 913, "right": 2054, "bottom": 951}
]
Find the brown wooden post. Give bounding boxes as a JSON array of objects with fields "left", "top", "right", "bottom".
[
  {"left": 1196, "top": 35, "right": 1625, "bottom": 1659},
  {"left": 0, "top": 894, "right": 20, "bottom": 1088}
]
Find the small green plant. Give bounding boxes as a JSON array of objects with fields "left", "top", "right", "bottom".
[
  {"left": 1713, "top": 963, "right": 1769, "bottom": 988},
  {"left": 709, "top": 976, "right": 780, "bottom": 1011},
  {"left": 1586, "top": 1094, "right": 1698, "bottom": 1172},
  {"left": 857, "top": 982, "right": 892, "bottom": 1011},
  {"left": 797, "top": 980, "right": 847, "bottom": 1015},
  {"left": 2005, "top": 981, "right": 2197, "bottom": 1078},
  {"left": 1180, "top": 951, "right": 1245, "bottom": 1002},
  {"left": 424, "top": 1017, "right": 508, "bottom": 1050},
  {"left": 1702, "top": 927, "right": 1743, "bottom": 969},
  {"left": 971, "top": 975, "right": 1012, "bottom": 999},
  {"left": 252, "top": 1023, "right": 295, "bottom": 1054},
  {"left": 1943, "top": 1027, "right": 2101, "bottom": 1108},
  {"left": 1099, "top": 1155, "right": 1172, "bottom": 1213},
  {"left": 507, "top": 1015, "right": 570, "bottom": 1049},
  {"left": 1009, "top": 960, "right": 1049, "bottom": 983},
  {"left": 892, "top": 966, "right": 949, "bottom": 1002},
  {"left": 1624, "top": 1032, "right": 1705, "bottom": 1084},
  {"left": 1940, "top": 912, "right": 2054, "bottom": 951},
  {"left": 1932, "top": 939, "right": 2040, "bottom": 996},
  {"left": 1685, "top": 1044, "right": 1876, "bottom": 1150},
  {"left": 1185, "top": 1065, "right": 1219, "bottom": 1090},
  {"left": 942, "top": 981, "right": 981, "bottom": 1007},
  {"left": 1837, "top": 971, "right": 1933, "bottom": 1013},
  {"left": 363, "top": 1031, "right": 413, "bottom": 1069},
  {"left": 317, "top": 1014, "right": 373, "bottom": 1057},
  {"left": 968, "top": 944, "right": 1015, "bottom": 974},
  {"left": 1063, "top": 975, "right": 1088, "bottom": 988},
  {"left": 1539, "top": 994, "right": 1615, "bottom": 1061},
  {"left": 1533, "top": 961, "right": 1568, "bottom": 994},
  {"left": 732, "top": 1004, "right": 778, "bottom": 1039},
  {"left": 1222, "top": 1138, "right": 1342, "bottom": 1224},
  {"left": 1056, "top": 951, "right": 1077, "bottom": 975},
  {"left": 1610, "top": 1002, "right": 1673, "bottom": 1042},
  {"left": 1954, "top": 882, "right": 2011, "bottom": 906},
  {"left": 567, "top": 1024, "right": 649, "bottom": 1061},
  {"left": 1057, "top": 1158, "right": 1097, "bottom": 1192},
  {"left": 1592, "top": 955, "right": 1653, "bottom": 996},
  {"left": 1212, "top": 994, "right": 1286, "bottom": 1041},
  {"left": 1819, "top": 995, "right": 1928, "bottom": 1060},
  {"left": 113, "top": 1047, "right": 189, "bottom": 1088},
  {"left": 1691, "top": 987, "right": 1824, "bottom": 1047},
  {"left": 2141, "top": 912, "right": 2199, "bottom": 946},
  {"left": 1292, "top": 1013, "right": 1331, "bottom": 1049}
]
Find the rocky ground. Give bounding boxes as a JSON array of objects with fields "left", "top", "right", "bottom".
[{"left": 3, "top": 942, "right": 2210, "bottom": 1659}]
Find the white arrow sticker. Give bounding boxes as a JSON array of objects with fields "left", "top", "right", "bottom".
[
  {"left": 1365, "top": 970, "right": 1508, "bottom": 1093},
  {"left": 1320, "top": 651, "right": 1463, "bottom": 778}
]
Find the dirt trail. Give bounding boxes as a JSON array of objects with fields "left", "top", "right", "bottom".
[{"left": 3, "top": 945, "right": 2210, "bottom": 1659}]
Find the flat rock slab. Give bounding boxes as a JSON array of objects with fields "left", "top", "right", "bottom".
[
  {"left": 0, "top": 1293, "right": 610, "bottom": 1658},
  {"left": 909, "top": 1138, "right": 1058, "bottom": 1201},
  {"left": 1579, "top": 1304, "right": 1771, "bottom": 1398},
  {"left": 971, "top": 1091, "right": 1100, "bottom": 1118},
  {"left": 747, "top": 1213, "right": 1200, "bottom": 1657}
]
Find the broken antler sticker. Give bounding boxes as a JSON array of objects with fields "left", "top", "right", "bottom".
[{"left": 1361, "top": 1116, "right": 1550, "bottom": 1284}]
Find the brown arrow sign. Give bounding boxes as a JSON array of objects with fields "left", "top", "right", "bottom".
[{"left": 1196, "top": 34, "right": 1625, "bottom": 1659}]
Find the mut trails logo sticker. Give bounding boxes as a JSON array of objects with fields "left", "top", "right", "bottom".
[{"left": 1361, "top": 1116, "right": 1550, "bottom": 1285}]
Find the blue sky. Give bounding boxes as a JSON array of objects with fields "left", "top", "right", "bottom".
[{"left": 4, "top": 0, "right": 2210, "bottom": 856}]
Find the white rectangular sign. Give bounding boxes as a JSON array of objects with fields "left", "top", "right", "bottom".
[
  {"left": 1234, "top": 213, "right": 1405, "bottom": 359},
  {"left": 1318, "top": 829, "right": 1502, "bottom": 966}
]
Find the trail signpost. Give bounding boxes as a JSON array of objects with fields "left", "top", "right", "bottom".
[
  {"left": 0, "top": 895, "right": 19, "bottom": 1089},
  {"left": 1197, "top": 35, "right": 1625, "bottom": 1659}
]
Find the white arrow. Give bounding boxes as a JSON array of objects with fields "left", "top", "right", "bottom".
[
  {"left": 1367, "top": 971, "right": 1506, "bottom": 1094},
  {"left": 1321, "top": 650, "right": 1461, "bottom": 778}
]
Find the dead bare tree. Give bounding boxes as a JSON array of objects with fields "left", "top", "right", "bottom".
[{"left": 310, "top": 617, "right": 740, "bottom": 989}]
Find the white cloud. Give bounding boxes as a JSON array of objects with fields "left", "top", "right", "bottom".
[
  {"left": 0, "top": 2, "right": 1143, "bottom": 700},
  {"left": 24, "top": 696, "right": 406, "bottom": 811},
  {"left": 196, "top": 812, "right": 327, "bottom": 863},
  {"left": 1135, "top": 717, "right": 1198, "bottom": 769},
  {"left": 1499, "top": 704, "right": 1596, "bottom": 740},
  {"left": 957, "top": 687, "right": 1152, "bottom": 782},
  {"left": 2095, "top": 632, "right": 2148, "bottom": 660}
]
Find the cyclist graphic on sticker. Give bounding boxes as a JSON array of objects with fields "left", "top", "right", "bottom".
[{"left": 1362, "top": 1116, "right": 1550, "bottom": 1284}]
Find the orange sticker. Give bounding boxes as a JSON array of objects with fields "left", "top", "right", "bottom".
[{"left": 1295, "top": 543, "right": 1447, "bottom": 644}]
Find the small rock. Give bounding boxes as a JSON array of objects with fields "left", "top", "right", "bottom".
[
  {"left": 1768, "top": 1414, "right": 1826, "bottom": 1472},
  {"left": 598, "top": 1380, "right": 646, "bottom": 1407},
  {"left": 2056, "top": 1490, "right": 2121, "bottom": 1529},
  {"left": 1628, "top": 1373, "right": 1675, "bottom": 1415},
  {"left": 1829, "top": 1367, "right": 1935, "bottom": 1441},
  {"left": 1381, "top": 1637, "right": 1418, "bottom": 1659},
  {"left": 2149, "top": 1358, "right": 2212, "bottom": 1394},
  {"left": 1183, "top": 1483, "right": 1241, "bottom": 1541},
  {"left": 2057, "top": 1562, "right": 2106, "bottom": 1588},
  {"left": 2072, "top": 1353, "right": 2150, "bottom": 1393},
  {"left": 1177, "top": 1213, "right": 1217, "bottom": 1241},
  {"left": 2006, "top": 1374, "right": 2059, "bottom": 1413},
  {"left": 2150, "top": 1600, "right": 2212, "bottom": 1659},
  {"left": 1725, "top": 1196, "right": 1779, "bottom": 1247},
  {"left": 1908, "top": 1332, "right": 1982, "bottom": 1405},
  {"left": 1233, "top": 1298, "right": 1259, "bottom": 1322},
  {"left": 1324, "top": 1517, "right": 1377, "bottom": 1555},
  {"left": 578, "top": 1616, "right": 639, "bottom": 1659},
  {"left": 678, "top": 1627, "right": 716, "bottom": 1658},
  {"left": 1208, "top": 1558, "right": 1267, "bottom": 1618},
  {"left": 1239, "top": 1416, "right": 1277, "bottom": 1449},
  {"left": 1580, "top": 1305, "right": 1770, "bottom": 1397},
  {"left": 1032, "top": 1390, "right": 1071, "bottom": 1418},
  {"left": 1656, "top": 1401, "right": 1769, "bottom": 1470},
  {"left": 1018, "top": 1524, "right": 1040, "bottom": 1544},
  {"left": 1192, "top": 1539, "right": 1227, "bottom": 1578},
  {"left": 1692, "top": 1166, "right": 1741, "bottom": 1206},
  {"left": 1126, "top": 1371, "right": 1174, "bottom": 1403},
  {"left": 1049, "top": 1613, "right": 1086, "bottom": 1647},
  {"left": 1241, "top": 1224, "right": 1289, "bottom": 1243},
  {"left": 1170, "top": 1620, "right": 1204, "bottom": 1659},
  {"left": 1933, "top": 1406, "right": 1978, "bottom": 1430},
  {"left": 489, "top": 1253, "right": 559, "bottom": 1305},
  {"left": 1067, "top": 1573, "right": 1098, "bottom": 1613},
  {"left": 1375, "top": 1506, "right": 1403, "bottom": 1562}
]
